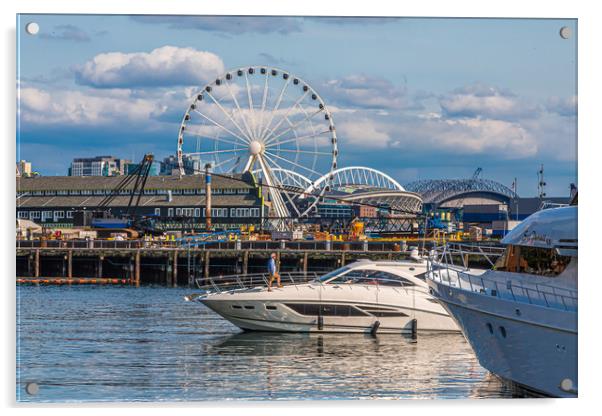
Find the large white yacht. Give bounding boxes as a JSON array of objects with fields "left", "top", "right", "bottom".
[
  {"left": 427, "top": 204, "right": 577, "bottom": 397},
  {"left": 190, "top": 257, "right": 459, "bottom": 334}
]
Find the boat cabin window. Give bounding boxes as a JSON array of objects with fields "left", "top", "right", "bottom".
[
  {"left": 369, "top": 271, "right": 416, "bottom": 287},
  {"left": 285, "top": 303, "right": 367, "bottom": 317},
  {"left": 494, "top": 244, "right": 572, "bottom": 277}
]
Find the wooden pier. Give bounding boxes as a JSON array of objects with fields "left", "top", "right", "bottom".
[{"left": 16, "top": 239, "right": 420, "bottom": 287}]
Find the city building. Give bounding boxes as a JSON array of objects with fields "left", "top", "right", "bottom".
[
  {"left": 69, "top": 156, "right": 131, "bottom": 177},
  {"left": 317, "top": 202, "right": 353, "bottom": 219},
  {"left": 352, "top": 204, "right": 377, "bottom": 218},
  {"left": 16, "top": 173, "right": 266, "bottom": 230},
  {"left": 16, "top": 160, "right": 33, "bottom": 177},
  {"left": 160, "top": 154, "right": 202, "bottom": 175},
  {"left": 124, "top": 160, "right": 161, "bottom": 176}
]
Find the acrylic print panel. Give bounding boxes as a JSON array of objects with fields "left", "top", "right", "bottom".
[{"left": 16, "top": 14, "right": 578, "bottom": 402}]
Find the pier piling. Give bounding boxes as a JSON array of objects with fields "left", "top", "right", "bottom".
[
  {"left": 134, "top": 250, "right": 140, "bottom": 287},
  {"left": 204, "top": 250, "right": 210, "bottom": 279},
  {"left": 187, "top": 250, "right": 194, "bottom": 288},
  {"left": 242, "top": 251, "right": 249, "bottom": 276},
  {"left": 67, "top": 250, "right": 72, "bottom": 278},
  {"left": 303, "top": 252, "right": 308, "bottom": 277},
  {"left": 172, "top": 250, "right": 178, "bottom": 287},
  {"left": 165, "top": 256, "right": 171, "bottom": 286},
  {"left": 34, "top": 249, "right": 40, "bottom": 278},
  {"left": 97, "top": 256, "right": 103, "bottom": 278}
]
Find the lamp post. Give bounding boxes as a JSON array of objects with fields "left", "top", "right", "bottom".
[{"left": 205, "top": 163, "right": 212, "bottom": 231}]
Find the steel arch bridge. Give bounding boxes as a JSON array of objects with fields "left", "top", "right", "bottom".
[
  {"left": 404, "top": 178, "right": 517, "bottom": 206},
  {"left": 301, "top": 167, "right": 421, "bottom": 215},
  {"left": 304, "top": 166, "right": 405, "bottom": 194}
]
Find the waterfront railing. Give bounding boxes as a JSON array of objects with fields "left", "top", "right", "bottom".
[{"left": 16, "top": 239, "right": 415, "bottom": 253}]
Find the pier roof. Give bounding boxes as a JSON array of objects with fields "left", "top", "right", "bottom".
[
  {"left": 17, "top": 174, "right": 254, "bottom": 192},
  {"left": 16, "top": 194, "right": 260, "bottom": 209}
]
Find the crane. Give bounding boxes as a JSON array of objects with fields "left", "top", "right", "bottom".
[
  {"left": 78, "top": 154, "right": 162, "bottom": 236},
  {"left": 95, "top": 153, "right": 154, "bottom": 218}
]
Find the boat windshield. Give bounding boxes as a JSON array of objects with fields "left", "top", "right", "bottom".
[
  {"left": 316, "top": 266, "right": 351, "bottom": 282},
  {"left": 316, "top": 267, "right": 417, "bottom": 286}
]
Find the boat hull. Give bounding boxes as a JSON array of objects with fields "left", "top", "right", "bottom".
[
  {"left": 428, "top": 280, "right": 577, "bottom": 398},
  {"left": 199, "top": 284, "right": 459, "bottom": 334}
]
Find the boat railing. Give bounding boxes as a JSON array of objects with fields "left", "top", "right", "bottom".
[
  {"left": 428, "top": 243, "right": 578, "bottom": 311},
  {"left": 195, "top": 270, "right": 423, "bottom": 293},
  {"left": 540, "top": 201, "right": 569, "bottom": 210},
  {"left": 195, "top": 272, "right": 321, "bottom": 293}
]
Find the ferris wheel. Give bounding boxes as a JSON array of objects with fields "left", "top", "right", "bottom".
[{"left": 178, "top": 66, "right": 338, "bottom": 219}]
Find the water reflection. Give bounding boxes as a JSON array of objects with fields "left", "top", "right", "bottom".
[
  {"left": 181, "top": 331, "right": 514, "bottom": 400},
  {"left": 17, "top": 286, "right": 513, "bottom": 402}
]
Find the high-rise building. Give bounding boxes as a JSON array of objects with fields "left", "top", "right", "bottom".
[
  {"left": 160, "top": 154, "right": 202, "bottom": 175},
  {"left": 124, "top": 160, "right": 161, "bottom": 176},
  {"left": 16, "top": 160, "right": 32, "bottom": 177},
  {"left": 69, "top": 156, "right": 130, "bottom": 176},
  {"left": 160, "top": 155, "right": 179, "bottom": 175}
]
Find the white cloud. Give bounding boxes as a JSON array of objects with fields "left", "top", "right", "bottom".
[
  {"left": 332, "top": 108, "right": 539, "bottom": 159},
  {"left": 74, "top": 46, "right": 225, "bottom": 88},
  {"left": 322, "top": 75, "right": 410, "bottom": 110},
  {"left": 334, "top": 116, "right": 391, "bottom": 149},
  {"left": 391, "top": 117, "right": 538, "bottom": 158},
  {"left": 20, "top": 87, "right": 52, "bottom": 112},
  {"left": 520, "top": 113, "right": 577, "bottom": 162},
  {"left": 18, "top": 74, "right": 575, "bottom": 166},
  {"left": 440, "top": 84, "right": 538, "bottom": 120},
  {"left": 19, "top": 87, "right": 162, "bottom": 126},
  {"left": 545, "top": 95, "right": 577, "bottom": 117}
]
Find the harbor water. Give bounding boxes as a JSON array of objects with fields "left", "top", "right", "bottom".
[{"left": 17, "top": 285, "right": 515, "bottom": 402}]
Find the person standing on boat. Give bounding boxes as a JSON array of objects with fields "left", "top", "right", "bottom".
[{"left": 267, "top": 252, "right": 281, "bottom": 291}]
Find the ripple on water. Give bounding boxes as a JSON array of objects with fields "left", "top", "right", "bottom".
[{"left": 16, "top": 285, "right": 514, "bottom": 402}]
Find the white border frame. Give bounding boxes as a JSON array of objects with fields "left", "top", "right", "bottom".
[{"left": 3, "top": 1, "right": 599, "bottom": 415}]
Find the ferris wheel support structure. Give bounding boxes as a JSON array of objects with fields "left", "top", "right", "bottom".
[{"left": 177, "top": 66, "right": 338, "bottom": 226}]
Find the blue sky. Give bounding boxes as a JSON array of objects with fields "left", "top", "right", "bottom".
[{"left": 17, "top": 15, "right": 577, "bottom": 196}]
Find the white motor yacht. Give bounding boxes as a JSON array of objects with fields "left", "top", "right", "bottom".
[
  {"left": 427, "top": 204, "right": 577, "bottom": 397},
  {"left": 191, "top": 257, "right": 460, "bottom": 334}
]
